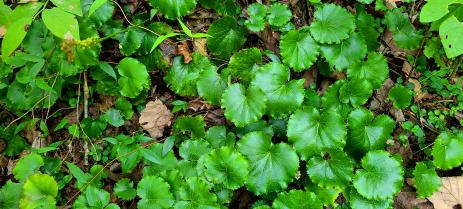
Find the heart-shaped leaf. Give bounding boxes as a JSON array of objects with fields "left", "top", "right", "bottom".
[
  {"left": 280, "top": 29, "right": 320, "bottom": 72},
  {"left": 204, "top": 146, "right": 249, "bottom": 189},
  {"left": 272, "top": 190, "right": 323, "bottom": 209},
  {"left": 347, "top": 52, "right": 388, "bottom": 89},
  {"left": 432, "top": 132, "right": 463, "bottom": 170},
  {"left": 149, "top": 0, "right": 196, "bottom": 19},
  {"left": 117, "top": 58, "right": 150, "bottom": 98},
  {"left": 413, "top": 162, "right": 442, "bottom": 198},
  {"left": 207, "top": 17, "right": 246, "bottom": 58},
  {"left": 307, "top": 150, "right": 354, "bottom": 188},
  {"left": 320, "top": 32, "right": 367, "bottom": 70},
  {"left": 309, "top": 4, "right": 355, "bottom": 44}
]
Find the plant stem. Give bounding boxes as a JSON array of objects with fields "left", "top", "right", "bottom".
[{"left": 83, "top": 72, "right": 89, "bottom": 166}]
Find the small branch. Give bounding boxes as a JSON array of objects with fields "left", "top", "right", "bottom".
[{"left": 83, "top": 72, "right": 90, "bottom": 166}]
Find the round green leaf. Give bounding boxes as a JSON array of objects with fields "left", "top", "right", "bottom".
[
  {"left": 339, "top": 79, "right": 373, "bottom": 107},
  {"left": 272, "top": 190, "right": 323, "bottom": 209},
  {"left": 349, "top": 190, "right": 393, "bottom": 209},
  {"left": 346, "top": 108, "right": 395, "bottom": 157},
  {"left": 120, "top": 29, "right": 143, "bottom": 56},
  {"left": 20, "top": 174, "right": 58, "bottom": 209},
  {"left": 439, "top": 16, "right": 463, "bottom": 58},
  {"left": 287, "top": 107, "right": 346, "bottom": 160},
  {"left": 413, "top": 162, "right": 441, "bottom": 198},
  {"left": 227, "top": 47, "right": 262, "bottom": 84},
  {"left": 149, "top": 0, "right": 196, "bottom": 19},
  {"left": 114, "top": 178, "right": 137, "bottom": 201},
  {"left": 204, "top": 146, "right": 249, "bottom": 189},
  {"left": 251, "top": 62, "right": 305, "bottom": 118},
  {"left": 42, "top": 7, "right": 80, "bottom": 40},
  {"left": 419, "top": 0, "right": 462, "bottom": 23},
  {"left": 245, "top": 3, "right": 266, "bottom": 32},
  {"left": 388, "top": 84, "right": 412, "bottom": 109},
  {"left": 103, "top": 108, "right": 124, "bottom": 127},
  {"left": 353, "top": 151, "right": 404, "bottom": 200},
  {"left": 179, "top": 139, "right": 212, "bottom": 162},
  {"left": 74, "top": 186, "right": 117, "bottom": 209},
  {"left": 267, "top": 3, "right": 292, "bottom": 27},
  {"left": 347, "top": 52, "right": 388, "bottom": 89},
  {"left": 174, "top": 177, "right": 219, "bottom": 209},
  {"left": 13, "top": 153, "right": 44, "bottom": 182},
  {"left": 320, "top": 32, "right": 367, "bottom": 70},
  {"left": 221, "top": 83, "right": 267, "bottom": 127},
  {"left": 197, "top": 68, "right": 227, "bottom": 105},
  {"left": 207, "top": 17, "right": 246, "bottom": 58},
  {"left": 356, "top": 6, "right": 380, "bottom": 50},
  {"left": 307, "top": 150, "right": 354, "bottom": 188},
  {"left": 321, "top": 80, "right": 353, "bottom": 118},
  {"left": 50, "top": 0, "right": 82, "bottom": 16},
  {"left": 309, "top": 4, "right": 355, "bottom": 44},
  {"left": 117, "top": 57, "right": 149, "bottom": 98},
  {"left": 237, "top": 131, "right": 299, "bottom": 194},
  {"left": 137, "top": 176, "right": 174, "bottom": 209},
  {"left": 384, "top": 8, "right": 423, "bottom": 50},
  {"left": 245, "top": 17, "right": 265, "bottom": 32},
  {"left": 280, "top": 29, "right": 320, "bottom": 72},
  {"left": 0, "top": 181, "right": 22, "bottom": 209},
  {"left": 432, "top": 132, "right": 463, "bottom": 170},
  {"left": 173, "top": 115, "right": 206, "bottom": 139}
]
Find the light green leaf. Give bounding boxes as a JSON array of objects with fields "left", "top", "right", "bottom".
[
  {"left": 150, "top": 32, "right": 179, "bottom": 52},
  {"left": 321, "top": 80, "right": 353, "bottom": 118},
  {"left": 349, "top": 190, "right": 393, "bottom": 209},
  {"left": 357, "top": 0, "right": 374, "bottom": 4},
  {"left": 103, "top": 108, "right": 125, "bottom": 127},
  {"left": 73, "top": 186, "right": 117, "bottom": 209},
  {"left": 204, "top": 146, "right": 249, "bottom": 189},
  {"left": 51, "top": 0, "right": 82, "bottom": 16},
  {"left": 207, "top": 17, "right": 246, "bottom": 58},
  {"left": 0, "top": 181, "right": 22, "bottom": 209},
  {"left": 237, "top": 132, "right": 299, "bottom": 194},
  {"left": 20, "top": 174, "right": 58, "bottom": 209},
  {"left": 1, "top": 17, "right": 32, "bottom": 58},
  {"left": 339, "top": 79, "right": 373, "bottom": 107},
  {"left": 88, "top": 0, "right": 108, "bottom": 17},
  {"left": 272, "top": 190, "right": 323, "bottom": 209},
  {"left": 309, "top": 3, "right": 355, "bottom": 44},
  {"left": 117, "top": 57, "right": 149, "bottom": 98},
  {"left": 251, "top": 62, "right": 305, "bottom": 118},
  {"left": 142, "top": 143, "right": 178, "bottom": 174},
  {"left": 149, "top": 0, "right": 197, "bottom": 19},
  {"left": 137, "top": 176, "right": 174, "bottom": 209},
  {"left": 388, "top": 84, "right": 412, "bottom": 109},
  {"left": 173, "top": 115, "right": 206, "bottom": 139},
  {"left": 247, "top": 3, "right": 266, "bottom": 18},
  {"left": 347, "top": 52, "right": 388, "bottom": 89},
  {"left": 178, "top": 18, "right": 193, "bottom": 37},
  {"left": 13, "top": 153, "right": 44, "bottom": 182},
  {"left": 245, "top": 17, "right": 265, "bottom": 32},
  {"left": 287, "top": 107, "right": 346, "bottom": 160},
  {"left": 197, "top": 67, "right": 227, "bottom": 105},
  {"left": 221, "top": 83, "right": 267, "bottom": 127},
  {"left": 320, "top": 32, "right": 367, "bottom": 70},
  {"left": 280, "top": 29, "right": 319, "bottom": 72},
  {"left": 42, "top": 7, "right": 80, "bottom": 40},
  {"left": 353, "top": 151, "right": 404, "bottom": 200},
  {"left": 267, "top": 3, "right": 292, "bottom": 27},
  {"left": 384, "top": 8, "right": 422, "bottom": 50},
  {"left": 413, "top": 162, "right": 441, "bottom": 198},
  {"left": 346, "top": 108, "right": 395, "bottom": 157},
  {"left": 307, "top": 150, "right": 354, "bottom": 188},
  {"left": 439, "top": 16, "right": 463, "bottom": 58},
  {"left": 174, "top": 177, "right": 219, "bottom": 209},
  {"left": 432, "top": 132, "right": 463, "bottom": 170},
  {"left": 419, "top": 0, "right": 463, "bottom": 23},
  {"left": 356, "top": 5, "right": 380, "bottom": 50}
]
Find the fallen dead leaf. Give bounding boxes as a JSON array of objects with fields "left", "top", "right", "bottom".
[
  {"left": 370, "top": 78, "right": 395, "bottom": 111},
  {"left": 409, "top": 78, "right": 430, "bottom": 102},
  {"left": 428, "top": 176, "right": 463, "bottom": 209},
  {"left": 402, "top": 61, "right": 412, "bottom": 76},
  {"left": 188, "top": 98, "right": 213, "bottom": 112},
  {"left": 98, "top": 95, "right": 115, "bottom": 113},
  {"left": 139, "top": 100, "right": 173, "bottom": 139},
  {"left": 177, "top": 41, "right": 192, "bottom": 63},
  {"left": 390, "top": 108, "right": 405, "bottom": 123},
  {"left": 193, "top": 38, "right": 208, "bottom": 56}
]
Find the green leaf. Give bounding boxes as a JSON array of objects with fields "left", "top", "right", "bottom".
[
  {"left": 42, "top": 7, "right": 80, "bottom": 40},
  {"left": 88, "top": 0, "right": 108, "bottom": 17},
  {"left": 173, "top": 115, "right": 206, "bottom": 139},
  {"left": 413, "top": 162, "right": 441, "bottom": 198},
  {"left": 179, "top": 140, "right": 212, "bottom": 162},
  {"left": 150, "top": 32, "right": 179, "bottom": 52},
  {"left": 353, "top": 150, "right": 404, "bottom": 200},
  {"left": 0, "top": 181, "right": 22, "bottom": 209},
  {"left": 388, "top": 84, "right": 412, "bottom": 109},
  {"left": 432, "top": 132, "right": 463, "bottom": 170},
  {"left": 280, "top": 29, "right": 320, "bottom": 72},
  {"left": 142, "top": 143, "right": 178, "bottom": 174},
  {"left": 20, "top": 174, "right": 58, "bottom": 209},
  {"left": 237, "top": 131, "right": 299, "bottom": 194},
  {"left": 177, "top": 18, "right": 193, "bottom": 37},
  {"left": 81, "top": 118, "right": 107, "bottom": 139},
  {"left": 204, "top": 146, "right": 249, "bottom": 189},
  {"left": 149, "top": 0, "right": 197, "bottom": 19},
  {"left": 419, "top": 0, "right": 463, "bottom": 23},
  {"left": 197, "top": 67, "right": 227, "bottom": 105},
  {"left": 205, "top": 126, "right": 235, "bottom": 149},
  {"left": 51, "top": 0, "right": 82, "bottom": 16},
  {"left": 251, "top": 62, "right": 305, "bottom": 117},
  {"left": 74, "top": 186, "right": 119, "bottom": 209},
  {"left": 287, "top": 107, "right": 346, "bottom": 160},
  {"left": 346, "top": 108, "right": 395, "bottom": 157},
  {"left": 117, "top": 57, "right": 150, "bottom": 98},
  {"left": 357, "top": 0, "right": 374, "bottom": 4},
  {"left": 320, "top": 32, "right": 367, "bottom": 70},
  {"left": 115, "top": 98, "right": 133, "bottom": 119},
  {"left": 66, "top": 162, "right": 93, "bottom": 189},
  {"left": 384, "top": 8, "right": 423, "bottom": 50},
  {"left": 164, "top": 53, "right": 214, "bottom": 96},
  {"left": 207, "top": 17, "right": 246, "bottom": 58},
  {"left": 272, "top": 190, "right": 323, "bottom": 209},
  {"left": 439, "top": 16, "right": 463, "bottom": 58},
  {"left": 120, "top": 29, "right": 143, "bottom": 56},
  {"left": 227, "top": 47, "right": 262, "bottom": 83},
  {"left": 356, "top": 5, "right": 380, "bottom": 50},
  {"left": 174, "top": 177, "right": 219, "bottom": 209},
  {"left": 103, "top": 108, "right": 125, "bottom": 127},
  {"left": 339, "top": 79, "right": 373, "bottom": 107},
  {"left": 13, "top": 153, "right": 44, "bottom": 182},
  {"left": 221, "top": 83, "right": 267, "bottom": 127},
  {"left": 307, "top": 150, "right": 354, "bottom": 188},
  {"left": 245, "top": 16, "right": 265, "bottom": 32},
  {"left": 267, "top": 3, "right": 292, "bottom": 27},
  {"left": 349, "top": 190, "right": 393, "bottom": 209},
  {"left": 137, "top": 176, "right": 174, "bottom": 209},
  {"left": 305, "top": 182, "right": 341, "bottom": 206},
  {"left": 347, "top": 52, "right": 388, "bottom": 89},
  {"left": 321, "top": 80, "right": 353, "bottom": 118},
  {"left": 245, "top": 3, "right": 266, "bottom": 32},
  {"left": 309, "top": 3, "right": 355, "bottom": 44},
  {"left": 117, "top": 143, "right": 142, "bottom": 174},
  {"left": 1, "top": 18, "right": 31, "bottom": 58}
]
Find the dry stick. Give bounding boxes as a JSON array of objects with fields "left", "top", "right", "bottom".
[
  {"left": 65, "top": 139, "right": 163, "bottom": 206},
  {"left": 83, "top": 72, "right": 90, "bottom": 166}
]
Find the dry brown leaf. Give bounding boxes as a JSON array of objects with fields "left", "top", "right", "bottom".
[
  {"left": 193, "top": 38, "right": 208, "bottom": 56},
  {"left": 177, "top": 41, "right": 192, "bottom": 63},
  {"left": 428, "top": 176, "right": 463, "bottom": 209},
  {"left": 409, "top": 78, "right": 430, "bottom": 102},
  {"left": 139, "top": 100, "right": 173, "bottom": 139}
]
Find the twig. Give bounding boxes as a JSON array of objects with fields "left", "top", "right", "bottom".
[{"left": 83, "top": 72, "right": 90, "bottom": 166}]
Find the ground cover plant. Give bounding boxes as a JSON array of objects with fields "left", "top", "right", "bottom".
[{"left": 0, "top": 0, "right": 463, "bottom": 208}]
